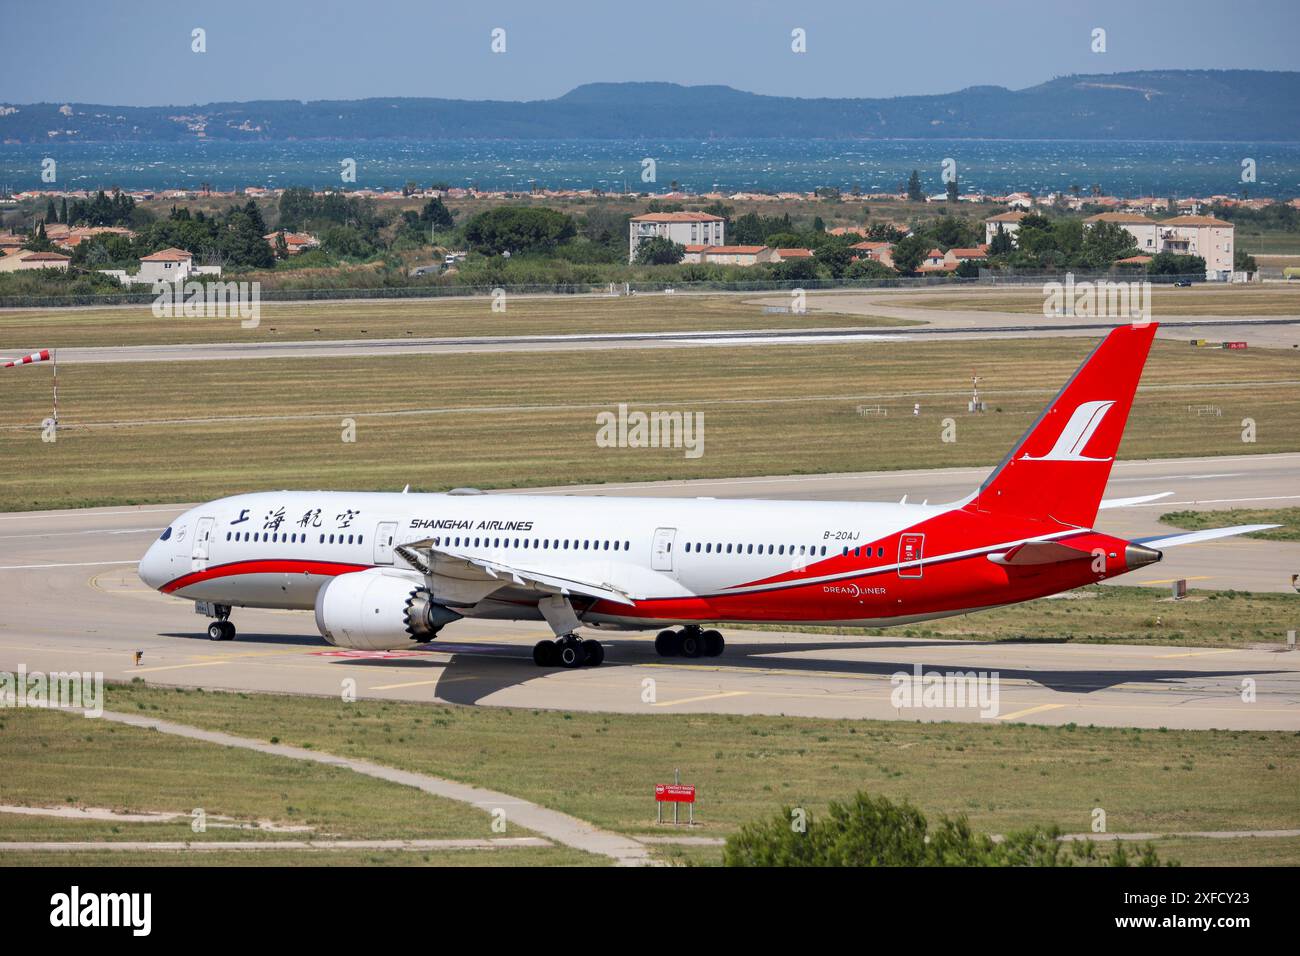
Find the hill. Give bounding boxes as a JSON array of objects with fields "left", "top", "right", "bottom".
[{"left": 2, "top": 70, "right": 1296, "bottom": 142}]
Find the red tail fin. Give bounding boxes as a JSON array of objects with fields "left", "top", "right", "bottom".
[{"left": 968, "top": 323, "right": 1158, "bottom": 528}]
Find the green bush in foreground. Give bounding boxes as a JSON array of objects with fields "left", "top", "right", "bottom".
[{"left": 723, "top": 791, "right": 1172, "bottom": 867}]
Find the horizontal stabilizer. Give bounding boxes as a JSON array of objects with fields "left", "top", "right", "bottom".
[
  {"left": 1135, "top": 524, "right": 1278, "bottom": 549},
  {"left": 1098, "top": 491, "right": 1174, "bottom": 510},
  {"left": 987, "top": 540, "right": 1095, "bottom": 566}
]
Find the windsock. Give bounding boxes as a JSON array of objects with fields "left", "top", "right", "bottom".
[{"left": 2, "top": 349, "right": 51, "bottom": 369}]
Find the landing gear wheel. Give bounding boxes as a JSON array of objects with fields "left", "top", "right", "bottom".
[
  {"left": 702, "top": 629, "right": 724, "bottom": 657},
  {"left": 581, "top": 639, "right": 604, "bottom": 666},
  {"left": 533, "top": 640, "right": 558, "bottom": 667},
  {"left": 678, "top": 629, "right": 703, "bottom": 659},
  {"left": 655, "top": 629, "right": 680, "bottom": 657},
  {"left": 557, "top": 638, "right": 586, "bottom": 668},
  {"left": 208, "top": 621, "right": 235, "bottom": 641}
]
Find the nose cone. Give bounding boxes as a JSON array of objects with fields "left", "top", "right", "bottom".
[{"left": 138, "top": 540, "right": 169, "bottom": 591}]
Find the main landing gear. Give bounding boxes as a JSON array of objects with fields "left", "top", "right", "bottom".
[
  {"left": 655, "top": 625, "right": 724, "bottom": 659},
  {"left": 533, "top": 634, "right": 604, "bottom": 668},
  {"left": 533, "top": 594, "right": 604, "bottom": 668},
  {"left": 205, "top": 604, "right": 236, "bottom": 641}
]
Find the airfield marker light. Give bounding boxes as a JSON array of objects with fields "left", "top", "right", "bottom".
[{"left": 134, "top": 650, "right": 143, "bottom": 666}]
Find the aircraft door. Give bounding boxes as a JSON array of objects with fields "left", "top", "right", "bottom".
[
  {"left": 651, "top": 527, "right": 676, "bottom": 573},
  {"left": 374, "top": 521, "right": 398, "bottom": 565},
  {"left": 897, "top": 533, "right": 924, "bottom": 578},
  {"left": 191, "top": 517, "right": 216, "bottom": 572}
]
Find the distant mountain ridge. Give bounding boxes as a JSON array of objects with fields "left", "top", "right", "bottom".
[{"left": 3, "top": 70, "right": 1297, "bottom": 143}]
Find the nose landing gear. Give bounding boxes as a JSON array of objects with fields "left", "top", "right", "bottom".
[
  {"left": 655, "top": 626, "right": 724, "bottom": 659},
  {"left": 202, "top": 603, "right": 236, "bottom": 641}
]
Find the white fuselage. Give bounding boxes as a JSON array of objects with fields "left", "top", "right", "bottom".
[{"left": 138, "top": 489, "right": 949, "bottom": 629}]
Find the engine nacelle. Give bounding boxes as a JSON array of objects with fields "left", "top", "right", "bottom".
[{"left": 313, "top": 568, "right": 461, "bottom": 651}]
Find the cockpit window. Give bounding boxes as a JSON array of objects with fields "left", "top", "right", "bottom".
[{"left": 159, "top": 527, "right": 172, "bottom": 541}]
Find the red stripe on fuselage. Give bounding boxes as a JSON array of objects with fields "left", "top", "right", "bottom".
[{"left": 160, "top": 558, "right": 370, "bottom": 594}]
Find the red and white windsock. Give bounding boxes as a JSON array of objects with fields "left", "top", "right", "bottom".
[{"left": 2, "top": 349, "right": 52, "bottom": 369}]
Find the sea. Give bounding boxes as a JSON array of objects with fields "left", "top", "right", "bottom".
[{"left": 1, "top": 139, "right": 1298, "bottom": 198}]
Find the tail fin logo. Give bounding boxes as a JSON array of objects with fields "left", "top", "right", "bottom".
[{"left": 1020, "top": 400, "right": 1116, "bottom": 462}]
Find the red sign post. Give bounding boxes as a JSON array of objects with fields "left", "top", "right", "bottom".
[{"left": 655, "top": 773, "right": 696, "bottom": 825}]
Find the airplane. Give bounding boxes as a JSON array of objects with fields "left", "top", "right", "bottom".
[{"left": 138, "top": 321, "right": 1274, "bottom": 668}]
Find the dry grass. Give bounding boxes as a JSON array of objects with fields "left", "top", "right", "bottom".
[
  {"left": 0, "top": 294, "right": 914, "bottom": 350},
  {"left": 883, "top": 285, "right": 1300, "bottom": 316},
  {"left": 1, "top": 338, "right": 1295, "bottom": 511}
]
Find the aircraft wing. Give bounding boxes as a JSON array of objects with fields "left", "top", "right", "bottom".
[
  {"left": 396, "top": 539, "right": 639, "bottom": 606},
  {"left": 1133, "top": 524, "right": 1279, "bottom": 550}
]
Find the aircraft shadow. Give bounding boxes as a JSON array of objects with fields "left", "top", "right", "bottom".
[{"left": 419, "top": 635, "right": 1285, "bottom": 704}]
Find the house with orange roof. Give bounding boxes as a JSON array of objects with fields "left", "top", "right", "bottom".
[
  {"left": 628, "top": 211, "right": 725, "bottom": 262},
  {"left": 1083, "top": 212, "right": 1160, "bottom": 254},
  {"left": 942, "top": 245, "right": 989, "bottom": 268},
  {"left": 682, "top": 245, "right": 778, "bottom": 266},
  {"left": 984, "top": 210, "right": 1027, "bottom": 245},
  {"left": 0, "top": 250, "right": 71, "bottom": 273},
  {"left": 774, "top": 248, "right": 814, "bottom": 260},
  {"left": 849, "top": 240, "right": 894, "bottom": 269},
  {"left": 1157, "top": 215, "right": 1235, "bottom": 276},
  {"left": 917, "top": 248, "right": 951, "bottom": 272},
  {"left": 263, "top": 231, "right": 321, "bottom": 257}
]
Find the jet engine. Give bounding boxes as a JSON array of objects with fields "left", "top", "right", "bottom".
[{"left": 313, "top": 568, "right": 461, "bottom": 651}]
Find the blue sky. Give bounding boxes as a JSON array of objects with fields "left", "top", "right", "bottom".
[{"left": 4, "top": 0, "right": 1298, "bottom": 106}]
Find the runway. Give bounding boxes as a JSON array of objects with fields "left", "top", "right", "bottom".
[
  {"left": 31, "top": 293, "right": 1300, "bottom": 365},
  {"left": 0, "top": 454, "right": 1297, "bottom": 729}
]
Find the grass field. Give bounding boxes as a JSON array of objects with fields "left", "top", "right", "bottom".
[
  {"left": 759, "top": 584, "right": 1299, "bottom": 648},
  {"left": 881, "top": 286, "right": 1300, "bottom": 316},
  {"left": 0, "top": 706, "right": 520, "bottom": 844},
  {"left": 55, "top": 683, "right": 1297, "bottom": 859},
  {"left": 6, "top": 847, "right": 599, "bottom": 866},
  {"left": 0, "top": 294, "right": 917, "bottom": 350},
  {"left": 0, "top": 338, "right": 1296, "bottom": 512},
  {"left": 1160, "top": 507, "right": 1300, "bottom": 542}
]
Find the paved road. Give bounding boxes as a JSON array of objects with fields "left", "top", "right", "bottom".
[{"left": 0, "top": 456, "right": 1296, "bottom": 729}]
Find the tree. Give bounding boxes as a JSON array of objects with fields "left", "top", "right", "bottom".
[
  {"left": 419, "top": 196, "right": 455, "bottom": 232},
  {"left": 59, "top": 197, "right": 68, "bottom": 224},
  {"left": 632, "top": 236, "right": 685, "bottom": 265},
  {"left": 1081, "top": 220, "right": 1139, "bottom": 268},
  {"left": 890, "top": 234, "right": 929, "bottom": 275},
  {"left": 1234, "top": 248, "right": 1257, "bottom": 273},
  {"left": 724, "top": 791, "right": 1173, "bottom": 868},
  {"left": 988, "top": 224, "right": 1014, "bottom": 256},
  {"left": 220, "top": 207, "right": 276, "bottom": 268},
  {"left": 22, "top": 221, "right": 56, "bottom": 252},
  {"left": 906, "top": 169, "right": 924, "bottom": 202},
  {"left": 845, "top": 258, "right": 896, "bottom": 280},
  {"left": 769, "top": 256, "right": 819, "bottom": 282},
  {"left": 44, "top": 199, "right": 57, "bottom": 224},
  {"left": 1148, "top": 252, "right": 1205, "bottom": 278},
  {"left": 813, "top": 242, "right": 854, "bottom": 278},
  {"left": 946, "top": 178, "right": 959, "bottom": 203},
  {"left": 463, "top": 206, "right": 576, "bottom": 255}
]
